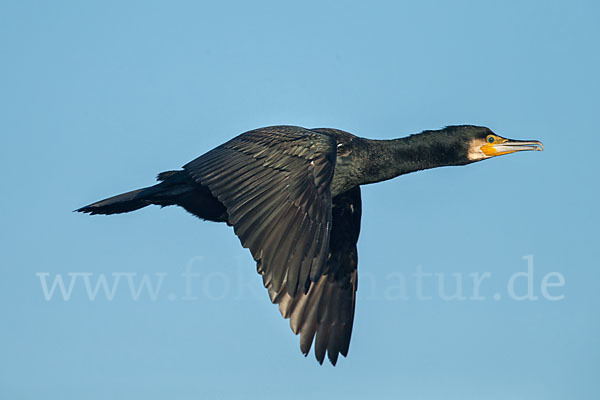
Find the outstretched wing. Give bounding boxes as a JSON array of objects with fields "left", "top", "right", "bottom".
[
  {"left": 184, "top": 125, "right": 337, "bottom": 297},
  {"left": 268, "top": 186, "right": 362, "bottom": 365}
]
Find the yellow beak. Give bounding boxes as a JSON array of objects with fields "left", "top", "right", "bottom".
[{"left": 481, "top": 138, "right": 544, "bottom": 157}]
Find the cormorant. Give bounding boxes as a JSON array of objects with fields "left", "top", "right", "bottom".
[{"left": 77, "top": 125, "right": 543, "bottom": 365}]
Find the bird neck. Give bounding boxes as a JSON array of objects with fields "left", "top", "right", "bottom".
[{"left": 359, "top": 131, "right": 470, "bottom": 185}]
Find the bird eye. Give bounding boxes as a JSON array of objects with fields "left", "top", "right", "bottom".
[{"left": 487, "top": 136, "right": 495, "bottom": 144}]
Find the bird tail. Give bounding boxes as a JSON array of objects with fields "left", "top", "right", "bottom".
[
  {"left": 75, "top": 186, "right": 162, "bottom": 215},
  {"left": 76, "top": 170, "right": 186, "bottom": 215}
]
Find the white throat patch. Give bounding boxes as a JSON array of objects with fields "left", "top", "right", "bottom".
[{"left": 467, "top": 138, "right": 490, "bottom": 161}]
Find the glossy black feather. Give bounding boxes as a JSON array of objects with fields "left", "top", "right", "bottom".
[
  {"left": 183, "top": 126, "right": 337, "bottom": 297},
  {"left": 267, "top": 186, "right": 361, "bottom": 365}
]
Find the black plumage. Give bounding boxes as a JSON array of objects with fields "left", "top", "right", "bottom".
[{"left": 77, "top": 124, "right": 543, "bottom": 365}]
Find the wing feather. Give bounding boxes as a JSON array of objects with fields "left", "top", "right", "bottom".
[
  {"left": 184, "top": 125, "right": 337, "bottom": 296},
  {"left": 267, "top": 186, "right": 362, "bottom": 365},
  {"left": 184, "top": 126, "right": 360, "bottom": 364}
]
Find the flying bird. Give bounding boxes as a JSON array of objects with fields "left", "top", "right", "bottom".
[{"left": 77, "top": 125, "right": 543, "bottom": 365}]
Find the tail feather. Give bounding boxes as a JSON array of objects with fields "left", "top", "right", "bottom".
[
  {"left": 76, "top": 187, "right": 157, "bottom": 215},
  {"left": 76, "top": 170, "right": 225, "bottom": 220}
]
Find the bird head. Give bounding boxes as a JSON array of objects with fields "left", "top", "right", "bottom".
[{"left": 454, "top": 125, "right": 544, "bottom": 162}]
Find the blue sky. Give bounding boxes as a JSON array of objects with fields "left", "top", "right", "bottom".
[{"left": 1, "top": 1, "right": 598, "bottom": 399}]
